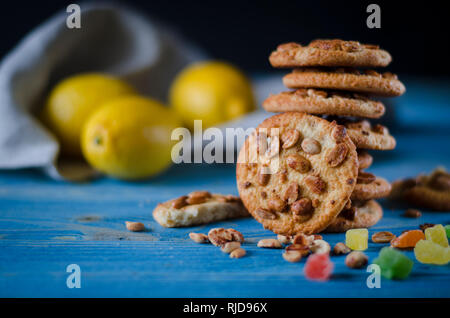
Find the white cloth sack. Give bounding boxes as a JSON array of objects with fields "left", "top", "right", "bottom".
[{"left": 0, "top": 3, "right": 206, "bottom": 180}]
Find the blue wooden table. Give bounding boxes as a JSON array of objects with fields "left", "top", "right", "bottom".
[{"left": 0, "top": 77, "right": 449, "bottom": 298}]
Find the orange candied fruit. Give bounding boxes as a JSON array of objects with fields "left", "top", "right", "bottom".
[{"left": 391, "top": 230, "right": 425, "bottom": 249}]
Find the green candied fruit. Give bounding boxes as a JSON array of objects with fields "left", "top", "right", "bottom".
[
  {"left": 445, "top": 225, "right": 450, "bottom": 239},
  {"left": 373, "top": 247, "right": 413, "bottom": 280}
]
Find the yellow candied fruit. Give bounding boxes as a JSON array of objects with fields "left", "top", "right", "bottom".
[
  {"left": 414, "top": 239, "right": 450, "bottom": 265},
  {"left": 345, "top": 229, "right": 368, "bottom": 251},
  {"left": 425, "top": 224, "right": 449, "bottom": 247}
]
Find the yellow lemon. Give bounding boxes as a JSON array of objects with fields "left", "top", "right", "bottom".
[
  {"left": 81, "top": 95, "right": 181, "bottom": 180},
  {"left": 169, "top": 61, "right": 255, "bottom": 130},
  {"left": 41, "top": 73, "right": 136, "bottom": 156}
]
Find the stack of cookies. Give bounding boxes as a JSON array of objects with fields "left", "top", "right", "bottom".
[{"left": 236, "top": 39, "right": 405, "bottom": 235}]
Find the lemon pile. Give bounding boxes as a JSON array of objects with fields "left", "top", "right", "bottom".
[{"left": 41, "top": 62, "right": 255, "bottom": 180}]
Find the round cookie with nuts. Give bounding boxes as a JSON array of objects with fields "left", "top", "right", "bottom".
[
  {"left": 283, "top": 68, "right": 405, "bottom": 97},
  {"left": 269, "top": 40, "right": 392, "bottom": 68},
  {"left": 357, "top": 150, "right": 373, "bottom": 170},
  {"left": 344, "top": 120, "right": 396, "bottom": 150},
  {"left": 324, "top": 200, "right": 383, "bottom": 233},
  {"left": 262, "top": 89, "right": 385, "bottom": 119},
  {"left": 351, "top": 171, "right": 392, "bottom": 201},
  {"left": 236, "top": 112, "right": 358, "bottom": 235}
]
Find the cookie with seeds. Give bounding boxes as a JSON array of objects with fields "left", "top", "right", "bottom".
[
  {"left": 390, "top": 167, "right": 450, "bottom": 211},
  {"left": 351, "top": 172, "right": 392, "bottom": 201},
  {"left": 262, "top": 89, "right": 385, "bottom": 119},
  {"left": 283, "top": 68, "right": 405, "bottom": 97},
  {"left": 236, "top": 112, "right": 358, "bottom": 235},
  {"left": 358, "top": 150, "right": 373, "bottom": 170},
  {"left": 343, "top": 120, "right": 396, "bottom": 150},
  {"left": 324, "top": 200, "right": 383, "bottom": 233},
  {"left": 269, "top": 40, "right": 392, "bottom": 68},
  {"left": 153, "top": 191, "right": 249, "bottom": 227}
]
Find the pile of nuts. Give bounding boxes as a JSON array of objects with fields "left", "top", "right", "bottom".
[
  {"left": 189, "top": 228, "right": 374, "bottom": 270},
  {"left": 189, "top": 228, "right": 246, "bottom": 258}
]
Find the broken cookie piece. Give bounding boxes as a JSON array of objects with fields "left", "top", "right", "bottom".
[{"left": 152, "top": 191, "right": 250, "bottom": 227}]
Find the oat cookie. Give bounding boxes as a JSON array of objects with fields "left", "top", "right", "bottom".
[
  {"left": 283, "top": 68, "right": 405, "bottom": 97},
  {"left": 390, "top": 168, "right": 450, "bottom": 211},
  {"left": 153, "top": 192, "right": 249, "bottom": 227},
  {"left": 236, "top": 112, "right": 358, "bottom": 235},
  {"left": 343, "top": 120, "right": 396, "bottom": 150},
  {"left": 351, "top": 172, "right": 392, "bottom": 201},
  {"left": 262, "top": 89, "right": 385, "bottom": 119},
  {"left": 324, "top": 200, "right": 383, "bottom": 233},
  {"left": 269, "top": 40, "right": 392, "bottom": 68},
  {"left": 358, "top": 150, "right": 373, "bottom": 170}
]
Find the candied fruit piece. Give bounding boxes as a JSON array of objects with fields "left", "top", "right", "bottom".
[
  {"left": 373, "top": 247, "right": 413, "bottom": 280},
  {"left": 345, "top": 229, "right": 368, "bottom": 251},
  {"left": 446, "top": 225, "right": 450, "bottom": 239},
  {"left": 304, "top": 253, "right": 334, "bottom": 282},
  {"left": 414, "top": 239, "right": 450, "bottom": 265},
  {"left": 425, "top": 224, "right": 449, "bottom": 247},
  {"left": 390, "top": 230, "right": 425, "bottom": 248}
]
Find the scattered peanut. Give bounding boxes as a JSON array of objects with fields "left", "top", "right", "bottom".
[
  {"left": 333, "top": 242, "right": 351, "bottom": 255},
  {"left": 230, "top": 248, "right": 246, "bottom": 258},
  {"left": 221, "top": 241, "right": 241, "bottom": 253},
  {"left": 282, "top": 251, "right": 302, "bottom": 263},
  {"left": 277, "top": 234, "right": 292, "bottom": 245},
  {"left": 125, "top": 221, "right": 145, "bottom": 232},
  {"left": 371, "top": 231, "right": 396, "bottom": 243},
  {"left": 310, "top": 239, "right": 331, "bottom": 254},
  {"left": 257, "top": 239, "right": 283, "bottom": 249},
  {"left": 189, "top": 232, "right": 209, "bottom": 243},
  {"left": 345, "top": 251, "right": 368, "bottom": 269}
]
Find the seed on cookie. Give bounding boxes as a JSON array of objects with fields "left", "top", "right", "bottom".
[
  {"left": 326, "top": 143, "right": 349, "bottom": 167},
  {"left": 305, "top": 175, "right": 327, "bottom": 194},
  {"left": 286, "top": 154, "right": 311, "bottom": 173},
  {"left": 281, "top": 129, "right": 301, "bottom": 149},
  {"left": 255, "top": 207, "right": 277, "bottom": 220},
  {"left": 171, "top": 195, "right": 188, "bottom": 209},
  {"left": 301, "top": 138, "right": 321, "bottom": 154},
  {"left": 258, "top": 167, "right": 271, "bottom": 186},
  {"left": 268, "top": 195, "right": 287, "bottom": 212},
  {"left": 332, "top": 125, "right": 347, "bottom": 143},
  {"left": 291, "top": 198, "right": 314, "bottom": 215},
  {"left": 186, "top": 191, "right": 211, "bottom": 205}
]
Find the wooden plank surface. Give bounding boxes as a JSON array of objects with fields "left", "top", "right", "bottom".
[{"left": 0, "top": 78, "right": 449, "bottom": 297}]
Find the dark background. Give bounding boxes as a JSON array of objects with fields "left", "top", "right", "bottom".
[{"left": 1, "top": 0, "right": 449, "bottom": 76}]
